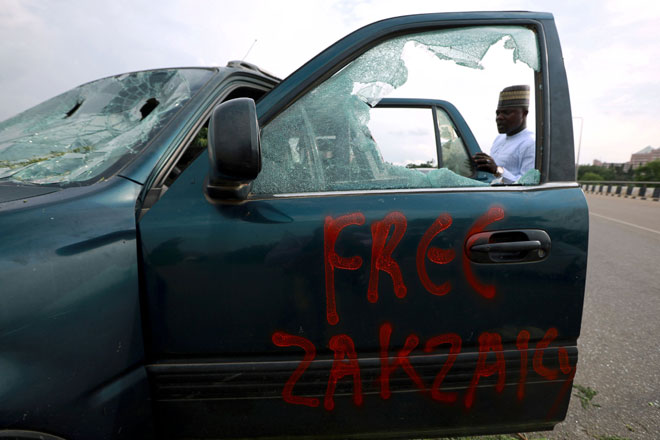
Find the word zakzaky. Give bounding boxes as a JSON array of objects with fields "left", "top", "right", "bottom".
[{"left": 272, "top": 324, "right": 574, "bottom": 413}]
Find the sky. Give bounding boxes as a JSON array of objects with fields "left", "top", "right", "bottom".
[{"left": 1, "top": 0, "right": 659, "bottom": 165}]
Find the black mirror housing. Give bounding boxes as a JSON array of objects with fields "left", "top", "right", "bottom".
[{"left": 205, "top": 98, "right": 260, "bottom": 201}]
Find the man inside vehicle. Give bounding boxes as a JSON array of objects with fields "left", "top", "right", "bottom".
[{"left": 473, "top": 85, "right": 535, "bottom": 183}]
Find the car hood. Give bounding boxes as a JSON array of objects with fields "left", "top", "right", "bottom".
[{"left": 0, "top": 183, "right": 60, "bottom": 203}]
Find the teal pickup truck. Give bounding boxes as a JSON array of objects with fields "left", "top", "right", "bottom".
[{"left": 0, "top": 11, "right": 587, "bottom": 440}]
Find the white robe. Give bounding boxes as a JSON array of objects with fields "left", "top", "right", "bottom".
[{"left": 490, "top": 129, "right": 535, "bottom": 183}]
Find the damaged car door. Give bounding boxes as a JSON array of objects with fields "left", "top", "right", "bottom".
[{"left": 138, "top": 12, "right": 587, "bottom": 438}]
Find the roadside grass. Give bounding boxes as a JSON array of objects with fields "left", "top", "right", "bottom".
[
  {"left": 430, "top": 432, "right": 633, "bottom": 440},
  {"left": 433, "top": 435, "right": 548, "bottom": 440},
  {"left": 427, "top": 384, "right": 632, "bottom": 440},
  {"left": 573, "top": 384, "right": 601, "bottom": 409},
  {"left": 433, "top": 435, "right": 629, "bottom": 440}
]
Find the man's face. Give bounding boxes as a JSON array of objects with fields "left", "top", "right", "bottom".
[{"left": 496, "top": 107, "right": 527, "bottom": 135}]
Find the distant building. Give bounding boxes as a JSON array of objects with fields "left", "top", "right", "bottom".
[
  {"left": 630, "top": 146, "right": 660, "bottom": 169},
  {"left": 590, "top": 145, "right": 659, "bottom": 172},
  {"left": 592, "top": 159, "right": 632, "bottom": 172}
]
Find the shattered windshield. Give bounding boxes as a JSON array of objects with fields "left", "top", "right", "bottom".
[
  {"left": 0, "top": 68, "right": 214, "bottom": 185},
  {"left": 254, "top": 25, "right": 540, "bottom": 195}
]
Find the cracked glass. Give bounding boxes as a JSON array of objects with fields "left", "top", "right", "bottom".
[
  {"left": 253, "top": 25, "right": 539, "bottom": 194},
  {"left": 0, "top": 68, "right": 214, "bottom": 185}
]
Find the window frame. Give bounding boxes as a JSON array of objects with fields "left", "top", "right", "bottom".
[
  {"left": 255, "top": 15, "right": 577, "bottom": 186},
  {"left": 253, "top": 25, "right": 546, "bottom": 197}
]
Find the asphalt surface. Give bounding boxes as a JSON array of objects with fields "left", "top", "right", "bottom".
[{"left": 532, "top": 192, "right": 660, "bottom": 439}]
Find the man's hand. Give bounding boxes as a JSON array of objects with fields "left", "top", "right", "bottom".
[{"left": 473, "top": 153, "right": 498, "bottom": 174}]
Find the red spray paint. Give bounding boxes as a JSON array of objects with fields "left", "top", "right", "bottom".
[
  {"left": 324, "top": 213, "right": 365, "bottom": 325},
  {"left": 368, "top": 212, "right": 408, "bottom": 303},
  {"left": 325, "top": 334, "right": 363, "bottom": 410},
  {"left": 465, "top": 332, "right": 506, "bottom": 409},
  {"left": 272, "top": 332, "right": 319, "bottom": 408},
  {"left": 516, "top": 330, "right": 531, "bottom": 401},
  {"left": 424, "top": 333, "right": 462, "bottom": 403},
  {"left": 416, "top": 213, "right": 455, "bottom": 296},
  {"left": 378, "top": 322, "right": 425, "bottom": 399},
  {"left": 533, "top": 327, "right": 559, "bottom": 380},
  {"left": 462, "top": 206, "right": 504, "bottom": 299}
]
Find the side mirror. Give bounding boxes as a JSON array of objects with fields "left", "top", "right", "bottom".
[{"left": 205, "top": 98, "right": 260, "bottom": 201}]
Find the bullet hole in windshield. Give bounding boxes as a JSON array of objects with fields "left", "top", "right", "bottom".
[
  {"left": 65, "top": 101, "right": 83, "bottom": 118},
  {"left": 140, "top": 98, "right": 160, "bottom": 120}
]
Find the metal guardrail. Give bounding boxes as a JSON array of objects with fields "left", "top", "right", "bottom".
[{"left": 579, "top": 180, "right": 660, "bottom": 201}]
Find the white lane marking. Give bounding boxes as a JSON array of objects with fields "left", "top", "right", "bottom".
[{"left": 590, "top": 212, "right": 660, "bottom": 236}]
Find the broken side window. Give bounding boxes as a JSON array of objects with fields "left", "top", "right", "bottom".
[
  {"left": 0, "top": 68, "right": 214, "bottom": 185},
  {"left": 252, "top": 25, "right": 540, "bottom": 195}
]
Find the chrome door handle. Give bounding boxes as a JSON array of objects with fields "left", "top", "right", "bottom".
[{"left": 465, "top": 230, "right": 551, "bottom": 263}]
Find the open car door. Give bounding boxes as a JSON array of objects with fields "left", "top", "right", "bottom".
[{"left": 138, "top": 12, "right": 587, "bottom": 439}]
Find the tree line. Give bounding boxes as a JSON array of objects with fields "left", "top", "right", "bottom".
[{"left": 578, "top": 160, "right": 660, "bottom": 182}]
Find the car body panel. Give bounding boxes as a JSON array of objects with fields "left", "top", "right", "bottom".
[
  {"left": 139, "top": 149, "right": 587, "bottom": 436},
  {"left": 0, "top": 177, "right": 151, "bottom": 438}
]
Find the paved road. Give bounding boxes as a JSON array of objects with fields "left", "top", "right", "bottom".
[{"left": 534, "top": 193, "right": 660, "bottom": 439}]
